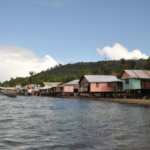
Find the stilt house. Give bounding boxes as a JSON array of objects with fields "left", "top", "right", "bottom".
[
  {"left": 55, "top": 80, "right": 79, "bottom": 93},
  {"left": 64, "top": 80, "right": 79, "bottom": 93},
  {"left": 121, "top": 70, "right": 150, "bottom": 90},
  {"left": 78, "top": 75, "right": 122, "bottom": 93}
]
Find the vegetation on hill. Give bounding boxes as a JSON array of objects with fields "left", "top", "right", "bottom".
[{"left": 0, "top": 58, "right": 149, "bottom": 87}]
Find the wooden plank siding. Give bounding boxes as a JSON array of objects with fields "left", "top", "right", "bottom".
[
  {"left": 55, "top": 85, "right": 64, "bottom": 92},
  {"left": 121, "top": 72, "right": 131, "bottom": 79},
  {"left": 64, "top": 86, "right": 74, "bottom": 92},
  {"left": 79, "top": 76, "right": 90, "bottom": 92},
  {"left": 141, "top": 80, "right": 150, "bottom": 89},
  {"left": 80, "top": 76, "right": 89, "bottom": 84}
]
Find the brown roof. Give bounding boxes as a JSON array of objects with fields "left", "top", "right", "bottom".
[{"left": 123, "top": 70, "right": 150, "bottom": 79}]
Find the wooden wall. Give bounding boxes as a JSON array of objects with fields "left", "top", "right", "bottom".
[
  {"left": 121, "top": 72, "right": 131, "bottom": 79},
  {"left": 80, "top": 76, "right": 89, "bottom": 84},
  {"left": 141, "top": 80, "right": 150, "bottom": 89},
  {"left": 64, "top": 86, "right": 74, "bottom": 92}
]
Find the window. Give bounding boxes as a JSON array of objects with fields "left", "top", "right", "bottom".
[
  {"left": 125, "top": 79, "right": 129, "bottom": 84},
  {"left": 96, "top": 83, "right": 99, "bottom": 88},
  {"left": 82, "top": 83, "right": 89, "bottom": 87},
  {"left": 60, "top": 87, "right": 63, "bottom": 90},
  {"left": 107, "top": 83, "right": 110, "bottom": 87}
]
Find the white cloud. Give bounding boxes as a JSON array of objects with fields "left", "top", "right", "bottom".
[
  {"left": 34, "top": 0, "right": 73, "bottom": 8},
  {"left": 0, "top": 45, "right": 58, "bottom": 82},
  {"left": 96, "top": 43, "right": 148, "bottom": 60}
]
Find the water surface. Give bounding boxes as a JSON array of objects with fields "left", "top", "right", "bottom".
[{"left": 0, "top": 95, "right": 150, "bottom": 150}]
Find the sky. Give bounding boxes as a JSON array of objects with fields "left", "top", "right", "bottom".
[{"left": 0, "top": 0, "right": 150, "bottom": 81}]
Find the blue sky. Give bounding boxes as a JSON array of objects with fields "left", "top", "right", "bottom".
[{"left": 0, "top": 0, "right": 150, "bottom": 81}]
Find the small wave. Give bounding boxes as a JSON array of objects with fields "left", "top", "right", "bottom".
[
  {"left": 24, "top": 142, "right": 88, "bottom": 150},
  {"left": 3, "top": 140, "right": 22, "bottom": 146},
  {"left": 29, "top": 114, "right": 45, "bottom": 118},
  {"left": 0, "top": 119, "right": 14, "bottom": 122}
]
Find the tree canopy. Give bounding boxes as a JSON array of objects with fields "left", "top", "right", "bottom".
[{"left": 0, "top": 58, "right": 149, "bottom": 87}]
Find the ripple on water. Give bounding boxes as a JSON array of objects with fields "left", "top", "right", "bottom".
[
  {"left": 0, "top": 96, "right": 150, "bottom": 149},
  {"left": 3, "top": 140, "right": 23, "bottom": 146},
  {"left": 0, "top": 119, "right": 14, "bottom": 122}
]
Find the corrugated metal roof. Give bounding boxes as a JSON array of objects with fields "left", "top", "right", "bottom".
[
  {"left": 41, "top": 84, "right": 57, "bottom": 89},
  {"left": 84, "top": 75, "right": 122, "bottom": 82},
  {"left": 125, "top": 70, "right": 137, "bottom": 78},
  {"left": 146, "top": 70, "right": 150, "bottom": 76},
  {"left": 65, "top": 80, "right": 79, "bottom": 85},
  {"left": 125, "top": 70, "right": 150, "bottom": 79},
  {"left": 134, "top": 70, "right": 149, "bottom": 78}
]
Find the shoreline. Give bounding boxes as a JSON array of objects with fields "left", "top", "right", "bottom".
[{"left": 46, "top": 95, "right": 150, "bottom": 105}]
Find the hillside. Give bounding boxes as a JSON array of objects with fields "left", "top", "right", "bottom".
[
  {"left": 45, "top": 59, "right": 147, "bottom": 75},
  {"left": 0, "top": 58, "right": 148, "bottom": 87}
]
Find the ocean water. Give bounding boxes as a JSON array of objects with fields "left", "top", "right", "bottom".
[{"left": 0, "top": 95, "right": 150, "bottom": 150}]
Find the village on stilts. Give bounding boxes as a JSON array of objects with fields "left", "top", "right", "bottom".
[{"left": 1, "top": 70, "right": 150, "bottom": 103}]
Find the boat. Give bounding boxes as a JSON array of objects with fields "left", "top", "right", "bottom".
[{"left": 6, "top": 94, "right": 17, "bottom": 98}]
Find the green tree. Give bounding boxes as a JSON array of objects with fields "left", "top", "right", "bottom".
[
  {"left": 100, "top": 65, "right": 112, "bottom": 75},
  {"left": 37, "top": 81, "right": 44, "bottom": 87},
  {"left": 28, "top": 77, "right": 32, "bottom": 84},
  {"left": 120, "top": 58, "right": 127, "bottom": 70},
  {"left": 78, "top": 69, "right": 91, "bottom": 78},
  {"left": 64, "top": 74, "right": 77, "bottom": 83},
  {"left": 91, "top": 68, "right": 101, "bottom": 75},
  {"left": 44, "top": 72, "right": 49, "bottom": 81},
  {"left": 9, "top": 77, "right": 15, "bottom": 87},
  {"left": 145, "top": 57, "right": 150, "bottom": 70},
  {"left": 128, "top": 60, "right": 136, "bottom": 69},
  {"left": 117, "top": 58, "right": 127, "bottom": 75},
  {"left": 2, "top": 80, "right": 10, "bottom": 87},
  {"left": 21, "top": 79, "right": 30, "bottom": 87},
  {"left": 29, "top": 71, "right": 34, "bottom": 76}
]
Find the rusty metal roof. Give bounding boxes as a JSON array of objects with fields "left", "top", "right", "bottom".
[
  {"left": 124, "top": 70, "right": 150, "bottom": 79},
  {"left": 125, "top": 70, "right": 137, "bottom": 78},
  {"left": 147, "top": 70, "right": 150, "bottom": 76},
  {"left": 84, "top": 75, "right": 122, "bottom": 83}
]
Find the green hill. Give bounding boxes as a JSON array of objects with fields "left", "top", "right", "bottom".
[
  {"left": 0, "top": 58, "right": 148, "bottom": 87},
  {"left": 46, "top": 59, "right": 146, "bottom": 75}
]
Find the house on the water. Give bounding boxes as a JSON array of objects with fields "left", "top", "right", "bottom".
[
  {"left": 121, "top": 70, "right": 150, "bottom": 90},
  {"left": 55, "top": 80, "right": 79, "bottom": 93},
  {"left": 27, "top": 84, "right": 38, "bottom": 89},
  {"left": 78, "top": 75, "right": 122, "bottom": 94},
  {"left": 64, "top": 80, "right": 79, "bottom": 93},
  {"left": 16, "top": 84, "right": 22, "bottom": 89}
]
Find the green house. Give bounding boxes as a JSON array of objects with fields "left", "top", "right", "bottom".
[{"left": 122, "top": 78, "right": 141, "bottom": 90}]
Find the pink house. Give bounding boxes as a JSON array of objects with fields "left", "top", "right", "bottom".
[
  {"left": 64, "top": 80, "right": 79, "bottom": 93},
  {"left": 55, "top": 80, "right": 79, "bottom": 93},
  {"left": 78, "top": 75, "right": 122, "bottom": 93}
]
